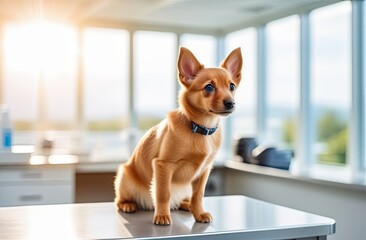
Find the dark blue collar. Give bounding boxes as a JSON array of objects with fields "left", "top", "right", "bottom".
[{"left": 191, "top": 121, "right": 218, "bottom": 135}]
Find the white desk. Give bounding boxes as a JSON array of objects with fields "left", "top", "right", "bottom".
[{"left": 0, "top": 195, "right": 335, "bottom": 240}]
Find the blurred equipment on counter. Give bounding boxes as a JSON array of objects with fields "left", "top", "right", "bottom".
[
  {"left": 252, "top": 145, "right": 293, "bottom": 170},
  {"left": 235, "top": 138, "right": 258, "bottom": 163},
  {"left": 41, "top": 138, "right": 54, "bottom": 150},
  {"left": 235, "top": 138, "right": 293, "bottom": 170}
]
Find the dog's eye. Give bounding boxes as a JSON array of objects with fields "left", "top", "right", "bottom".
[
  {"left": 204, "top": 84, "right": 215, "bottom": 93},
  {"left": 230, "top": 83, "right": 236, "bottom": 91}
]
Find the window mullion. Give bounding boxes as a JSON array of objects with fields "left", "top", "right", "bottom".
[
  {"left": 350, "top": 0, "right": 366, "bottom": 183},
  {"left": 128, "top": 30, "right": 137, "bottom": 154},
  {"left": 175, "top": 33, "right": 181, "bottom": 108},
  {"left": 298, "top": 12, "right": 313, "bottom": 175},
  {"left": 76, "top": 27, "right": 84, "bottom": 132},
  {"left": 256, "top": 26, "right": 267, "bottom": 143}
]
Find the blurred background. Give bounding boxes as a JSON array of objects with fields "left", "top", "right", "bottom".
[{"left": 0, "top": 1, "right": 365, "bottom": 239}]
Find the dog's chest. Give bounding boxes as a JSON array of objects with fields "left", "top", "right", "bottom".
[{"left": 172, "top": 136, "right": 218, "bottom": 183}]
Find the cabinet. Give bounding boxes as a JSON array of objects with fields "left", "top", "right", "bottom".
[{"left": 0, "top": 165, "right": 74, "bottom": 207}]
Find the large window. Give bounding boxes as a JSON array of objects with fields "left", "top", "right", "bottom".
[
  {"left": 3, "top": 22, "right": 39, "bottom": 129},
  {"left": 134, "top": 31, "right": 177, "bottom": 131},
  {"left": 266, "top": 16, "right": 300, "bottom": 149},
  {"left": 3, "top": 21, "right": 77, "bottom": 131},
  {"left": 225, "top": 28, "right": 257, "bottom": 139},
  {"left": 310, "top": 2, "right": 351, "bottom": 165},
  {"left": 83, "top": 27, "right": 129, "bottom": 131}
]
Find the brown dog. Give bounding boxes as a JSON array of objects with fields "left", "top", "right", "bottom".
[{"left": 114, "top": 47, "right": 242, "bottom": 225}]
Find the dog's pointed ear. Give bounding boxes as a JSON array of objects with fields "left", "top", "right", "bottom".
[
  {"left": 178, "top": 47, "right": 204, "bottom": 88},
  {"left": 221, "top": 47, "right": 243, "bottom": 86}
]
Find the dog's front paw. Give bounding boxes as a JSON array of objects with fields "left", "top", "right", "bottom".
[
  {"left": 117, "top": 202, "right": 137, "bottom": 213},
  {"left": 153, "top": 214, "right": 172, "bottom": 225},
  {"left": 194, "top": 212, "right": 213, "bottom": 223}
]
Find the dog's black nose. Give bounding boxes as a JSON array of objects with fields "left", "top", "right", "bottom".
[{"left": 224, "top": 99, "right": 235, "bottom": 110}]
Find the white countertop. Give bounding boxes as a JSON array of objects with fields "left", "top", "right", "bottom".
[
  {"left": 227, "top": 160, "right": 366, "bottom": 192},
  {"left": 0, "top": 147, "right": 125, "bottom": 172},
  {"left": 0, "top": 148, "right": 228, "bottom": 173},
  {"left": 0, "top": 195, "right": 335, "bottom": 240}
]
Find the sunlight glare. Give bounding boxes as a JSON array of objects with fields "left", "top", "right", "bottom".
[{"left": 4, "top": 20, "right": 77, "bottom": 75}]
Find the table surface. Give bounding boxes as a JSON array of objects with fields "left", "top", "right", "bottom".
[{"left": 0, "top": 195, "right": 335, "bottom": 240}]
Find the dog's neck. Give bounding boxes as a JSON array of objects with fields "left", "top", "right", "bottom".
[
  {"left": 179, "top": 106, "right": 220, "bottom": 130},
  {"left": 178, "top": 92, "right": 221, "bottom": 130}
]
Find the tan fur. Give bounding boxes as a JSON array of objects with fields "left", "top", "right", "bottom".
[{"left": 114, "top": 47, "right": 242, "bottom": 225}]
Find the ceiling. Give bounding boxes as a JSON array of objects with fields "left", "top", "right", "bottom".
[{"left": 0, "top": 0, "right": 341, "bottom": 34}]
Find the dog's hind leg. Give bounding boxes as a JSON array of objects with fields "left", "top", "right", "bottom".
[
  {"left": 179, "top": 199, "right": 191, "bottom": 211},
  {"left": 117, "top": 201, "right": 138, "bottom": 213},
  {"left": 114, "top": 164, "right": 138, "bottom": 213}
]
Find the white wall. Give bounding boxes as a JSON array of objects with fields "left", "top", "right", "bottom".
[{"left": 224, "top": 168, "right": 366, "bottom": 240}]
